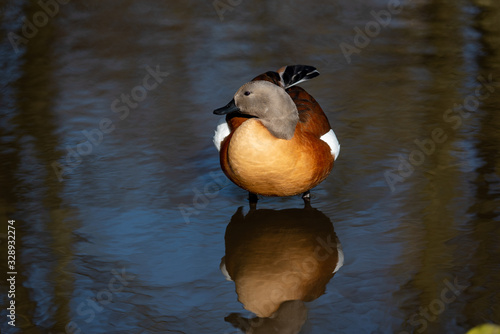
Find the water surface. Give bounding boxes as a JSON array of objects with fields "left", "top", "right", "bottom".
[{"left": 1, "top": 1, "right": 500, "bottom": 333}]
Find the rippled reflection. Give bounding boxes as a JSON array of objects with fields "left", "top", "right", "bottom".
[{"left": 221, "top": 204, "right": 343, "bottom": 333}]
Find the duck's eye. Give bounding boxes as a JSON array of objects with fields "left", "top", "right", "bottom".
[{"left": 244, "top": 91, "right": 251, "bottom": 96}]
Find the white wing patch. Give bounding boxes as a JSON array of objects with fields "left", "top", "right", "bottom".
[
  {"left": 213, "top": 118, "right": 230, "bottom": 152},
  {"left": 220, "top": 256, "right": 232, "bottom": 281},
  {"left": 333, "top": 236, "right": 344, "bottom": 274},
  {"left": 320, "top": 129, "right": 340, "bottom": 160}
]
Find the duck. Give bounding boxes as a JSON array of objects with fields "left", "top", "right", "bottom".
[{"left": 213, "top": 65, "right": 340, "bottom": 200}]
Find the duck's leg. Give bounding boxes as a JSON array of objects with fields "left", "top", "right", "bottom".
[
  {"left": 248, "top": 192, "right": 259, "bottom": 202},
  {"left": 248, "top": 192, "right": 258, "bottom": 211},
  {"left": 302, "top": 190, "right": 311, "bottom": 202},
  {"left": 303, "top": 198, "right": 312, "bottom": 209}
]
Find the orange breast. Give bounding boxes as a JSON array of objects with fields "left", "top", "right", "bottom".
[{"left": 220, "top": 119, "right": 333, "bottom": 196}]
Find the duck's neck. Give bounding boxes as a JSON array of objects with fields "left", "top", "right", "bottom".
[{"left": 260, "top": 114, "right": 299, "bottom": 140}]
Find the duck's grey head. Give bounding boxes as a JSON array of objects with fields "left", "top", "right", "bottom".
[{"left": 214, "top": 81, "right": 299, "bottom": 140}]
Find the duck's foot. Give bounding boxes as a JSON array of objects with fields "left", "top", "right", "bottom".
[{"left": 248, "top": 192, "right": 258, "bottom": 211}]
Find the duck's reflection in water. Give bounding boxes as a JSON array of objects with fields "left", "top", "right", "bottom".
[{"left": 221, "top": 203, "right": 344, "bottom": 333}]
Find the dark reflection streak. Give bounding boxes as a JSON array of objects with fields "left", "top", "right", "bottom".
[
  {"left": 461, "top": 0, "right": 500, "bottom": 328},
  {"left": 10, "top": 2, "right": 75, "bottom": 332},
  {"left": 397, "top": 1, "right": 467, "bottom": 332},
  {"left": 0, "top": 5, "right": 34, "bottom": 333},
  {"left": 0, "top": 37, "right": 36, "bottom": 334},
  {"left": 0, "top": 2, "right": 47, "bottom": 329}
]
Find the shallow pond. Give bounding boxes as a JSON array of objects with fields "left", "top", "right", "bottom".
[{"left": 1, "top": 1, "right": 500, "bottom": 333}]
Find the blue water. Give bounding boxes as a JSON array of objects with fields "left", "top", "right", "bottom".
[{"left": 1, "top": 1, "right": 500, "bottom": 333}]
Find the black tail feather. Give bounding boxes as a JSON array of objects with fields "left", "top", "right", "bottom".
[{"left": 280, "top": 65, "right": 320, "bottom": 88}]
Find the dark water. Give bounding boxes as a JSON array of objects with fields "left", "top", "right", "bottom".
[{"left": 1, "top": 1, "right": 500, "bottom": 333}]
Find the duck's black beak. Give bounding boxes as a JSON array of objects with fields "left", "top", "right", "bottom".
[{"left": 214, "top": 99, "right": 240, "bottom": 115}]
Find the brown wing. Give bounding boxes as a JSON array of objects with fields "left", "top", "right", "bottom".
[
  {"left": 251, "top": 70, "right": 283, "bottom": 87},
  {"left": 286, "top": 86, "right": 331, "bottom": 138}
]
